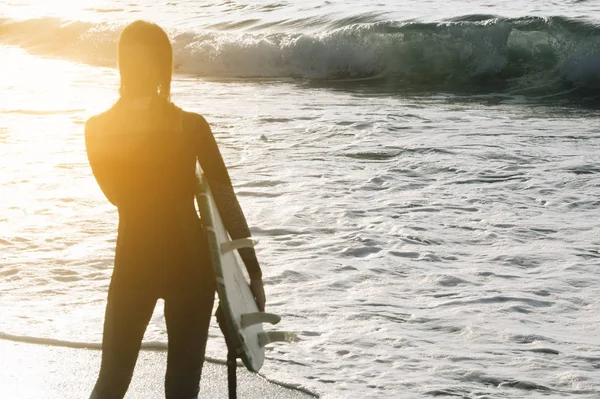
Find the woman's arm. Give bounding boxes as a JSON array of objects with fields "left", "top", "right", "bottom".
[
  {"left": 187, "top": 113, "right": 264, "bottom": 282},
  {"left": 84, "top": 115, "right": 119, "bottom": 206}
]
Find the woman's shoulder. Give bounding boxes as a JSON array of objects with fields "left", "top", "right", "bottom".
[
  {"left": 84, "top": 107, "right": 115, "bottom": 138},
  {"left": 181, "top": 110, "right": 211, "bottom": 134},
  {"left": 181, "top": 110, "right": 209, "bottom": 126},
  {"left": 86, "top": 99, "right": 187, "bottom": 135}
]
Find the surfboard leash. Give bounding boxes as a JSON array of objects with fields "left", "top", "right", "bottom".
[
  {"left": 216, "top": 305, "right": 238, "bottom": 399},
  {"left": 226, "top": 349, "right": 238, "bottom": 399}
]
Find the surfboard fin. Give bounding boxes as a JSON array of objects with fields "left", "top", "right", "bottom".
[
  {"left": 258, "top": 331, "right": 297, "bottom": 347},
  {"left": 220, "top": 238, "right": 258, "bottom": 254},
  {"left": 241, "top": 312, "right": 281, "bottom": 328}
]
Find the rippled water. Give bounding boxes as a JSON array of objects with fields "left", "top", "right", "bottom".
[{"left": 1, "top": 1, "right": 600, "bottom": 398}]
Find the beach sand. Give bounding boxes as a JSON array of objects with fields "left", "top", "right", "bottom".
[{"left": 0, "top": 340, "right": 314, "bottom": 398}]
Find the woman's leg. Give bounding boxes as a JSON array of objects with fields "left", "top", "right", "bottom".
[
  {"left": 163, "top": 277, "right": 216, "bottom": 399},
  {"left": 90, "top": 277, "right": 157, "bottom": 399}
]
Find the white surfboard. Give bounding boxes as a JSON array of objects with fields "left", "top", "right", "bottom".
[{"left": 194, "top": 163, "right": 295, "bottom": 372}]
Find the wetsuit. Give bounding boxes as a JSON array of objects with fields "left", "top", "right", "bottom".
[{"left": 84, "top": 98, "right": 262, "bottom": 399}]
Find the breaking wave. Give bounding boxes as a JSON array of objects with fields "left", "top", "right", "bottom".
[{"left": 2, "top": 15, "right": 600, "bottom": 95}]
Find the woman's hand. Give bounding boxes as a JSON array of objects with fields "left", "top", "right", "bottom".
[{"left": 250, "top": 279, "right": 266, "bottom": 312}]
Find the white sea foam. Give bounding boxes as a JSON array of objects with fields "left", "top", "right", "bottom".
[{"left": 1, "top": 1, "right": 600, "bottom": 398}]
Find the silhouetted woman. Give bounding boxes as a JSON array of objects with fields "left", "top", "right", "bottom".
[{"left": 85, "top": 20, "right": 265, "bottom": 399}]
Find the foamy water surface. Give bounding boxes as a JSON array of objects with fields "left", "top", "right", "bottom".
[{"left": 1, "top": 1, "right": 600, "bottom": 398}]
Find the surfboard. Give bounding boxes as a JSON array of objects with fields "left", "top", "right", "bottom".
[{"left": 194, "top": 163, "right": 295, "bottom": 373}]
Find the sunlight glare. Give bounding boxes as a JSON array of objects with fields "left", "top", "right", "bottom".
[
  {"left": 0, "top": 0, "right": 108, "bottom": 21},
  {"left": 0, "top": 46, "right": 117, "bottom": 116}
]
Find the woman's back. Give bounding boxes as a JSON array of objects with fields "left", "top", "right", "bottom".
[
  {"left": 85, "top": 98, "right": 204, "bottom": 283},
  {"left": 86, "top": 98, "right": 195, "bottom": 209}
]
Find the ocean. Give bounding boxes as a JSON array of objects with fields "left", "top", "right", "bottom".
[{"left": 1, "top": 1, "right": 599, "bottom": 398}]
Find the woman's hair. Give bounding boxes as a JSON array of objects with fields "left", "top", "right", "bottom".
[{"left": 118, "top": 21, "right": 173, "bottom": 100}]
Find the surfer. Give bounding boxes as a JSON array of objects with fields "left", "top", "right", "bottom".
[{"left": 84, "top": 20, "right": 266, "bottom": 399}]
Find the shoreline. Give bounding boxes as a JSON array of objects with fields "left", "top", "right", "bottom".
[{"left": 0, "top": 339, "right": 317, "bottom": 399}]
